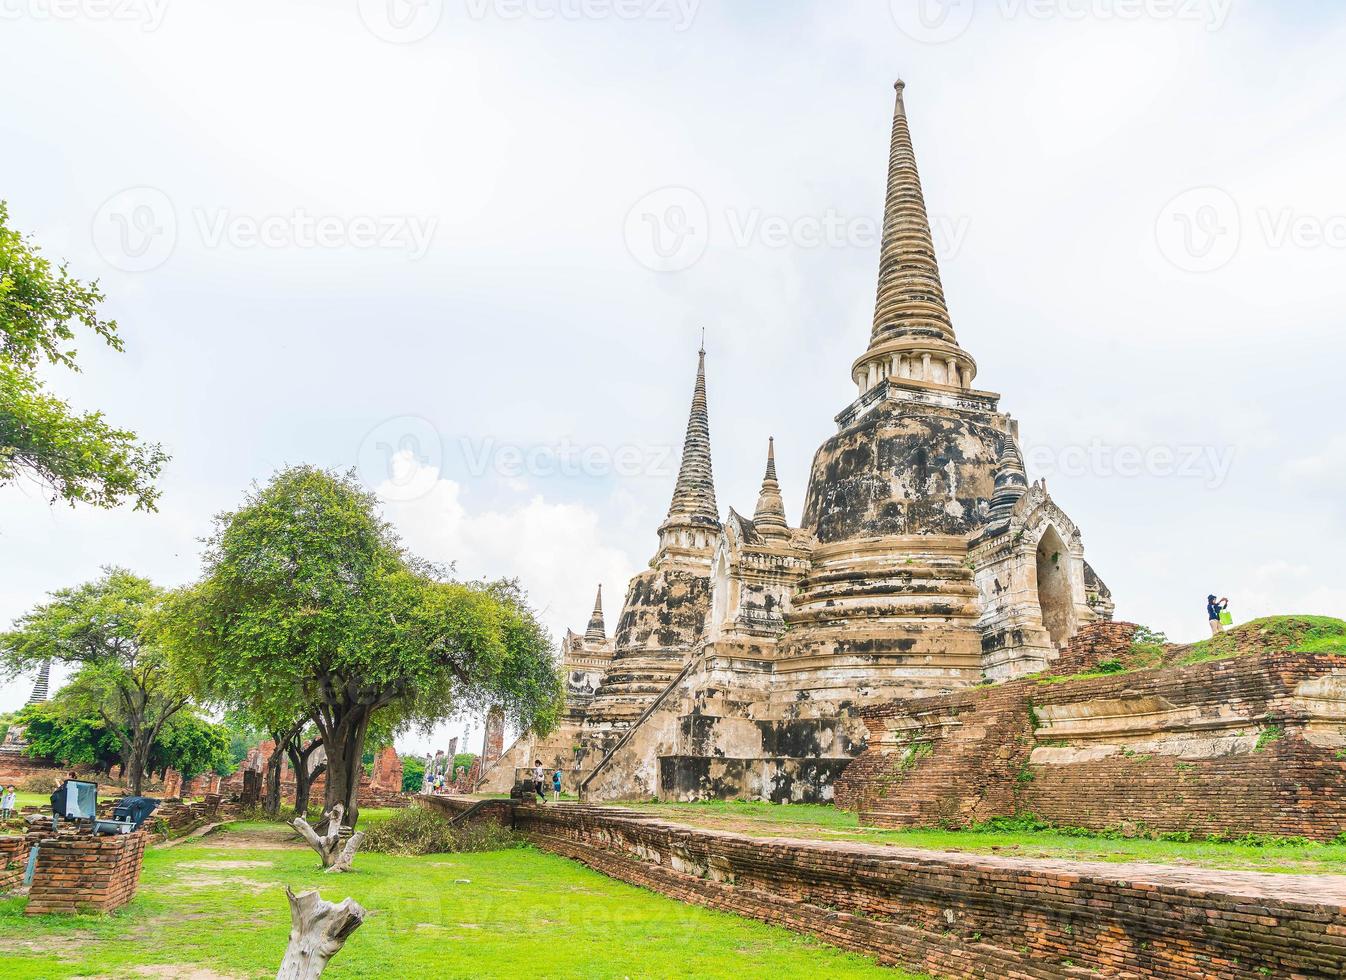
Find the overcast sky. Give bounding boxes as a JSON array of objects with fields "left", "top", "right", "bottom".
[{"left": 2, "top": 1, "right": 1343, "bottom": 754}]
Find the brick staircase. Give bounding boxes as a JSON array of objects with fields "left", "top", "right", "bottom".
[{"left": 837, "top": 684, "right": 1034, "bottom": 828}]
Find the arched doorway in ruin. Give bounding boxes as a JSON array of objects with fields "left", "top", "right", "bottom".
[{"left": 1035, "top": 524, "right": 1073, "bottom": 649}]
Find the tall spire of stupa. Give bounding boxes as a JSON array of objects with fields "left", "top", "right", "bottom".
[
  {"left": 872, "top": 78, "right": 954, "bottom": 348},
  {"left": 851, "top": 81, "right": 977, "bottom": 396},
  {"left": 584, "top": 585, "right": 606, "bottom": 643},
  {"left": 752, "top": 437, "right": 789, "bottom": 540},
  {"left": 661, "top": 344, "right": 720, "bottom": 531},
  {"left": 26, "top": 658, "right": 51, "bottom": 704}
]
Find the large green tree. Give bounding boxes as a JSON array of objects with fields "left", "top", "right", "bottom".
[
  {"left": 0, "top": 567, "right": 190, "bottom": 793},
  {"left": 0, "top": 200, "right": 166, "bottom": 510},
  {"left": 165, "top": 465, "right": 563, "bottom": 826},
  {"left": 14, "top": 701, "right": 122, "bottom": 773}
]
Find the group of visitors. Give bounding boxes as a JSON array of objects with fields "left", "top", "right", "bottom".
[
  {"left": 1, "top": 785, "right": 15, "bottom": 820},
  {"left": 531, "top": 760, "right": 563, "bottom": 803}
]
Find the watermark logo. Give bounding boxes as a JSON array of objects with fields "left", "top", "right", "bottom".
[
  {"left": 90, "top": 186, "right": 178, "bottom": 273},
  {"left": 0, "top": 0, "right": 170, "bottom": 30},
  {"left": 624, "top": 186, "right": 709, "bottom": 273},
  {"left": 890, "top": 0, "right": 976, "bottom": 44},
  {"left": 623, "top": 189, "right": 972, "bottom": 272},
  {"left": 463, "top": 0, "right": 700, "bottom": 30},
  {"left": 890, "top": 0, "right": 1234, "bottom": 43},
  {"left": 359, "top": 416, "right": 444, "bottom": 501},
  {"left": 1155, "top": 186, "right": 1241, "bottom": 273},
  {"left": 357, "top": 0, "right": 444, "bottom": 43},
  {"left": 90, "top": 188, "right": 440, "bottom": 271}
]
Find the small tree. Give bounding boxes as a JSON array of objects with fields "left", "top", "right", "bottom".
[
  {"left": 165, "top": 466, "right": 563, "bottom": 826},
  {"left": 0, "top": 200, "right": 166, "bottom": 510},
  {"left": 0, "top": 568, "right": 189, "bottom": 793},
  {"left": 147, "top": 712, "right": 231, "bottom": 783}
]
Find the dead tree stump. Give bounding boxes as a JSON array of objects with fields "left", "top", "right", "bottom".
[
  {"left": 276, "top": 886, "right": 366, "bottom": 980},
  {"left": 293, "top": 804, "right": 366, "bottom": 873}
]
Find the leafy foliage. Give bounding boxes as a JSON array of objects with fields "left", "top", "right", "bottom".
[
  {"left": 0, "top": 200, "right": 166, "bottom": 510},
  {"left": 163, "top": 465, "right": 564, "bottom": 823},
  {"left": 146, "top": 711, "right": 232, "bottom": 780},
  {"left": 362, "top": 804, "right": 519, "bottom": 855},
  {"left": 13, "top": 701, "right": 121, "bottom": 770},
  {"left": 0, "top": 567, "right": 189, "bottom": 792},
  {"left": 401, "top": 754, "right": 426, "bottom": 793}
]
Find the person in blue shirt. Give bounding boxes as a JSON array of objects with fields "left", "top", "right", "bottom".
[
  {"left": 1207, "top": 594, "right": 1229, "bottom": 635},
  {"left": 552, "top": 769, "right": 563, "bottom": 801}
]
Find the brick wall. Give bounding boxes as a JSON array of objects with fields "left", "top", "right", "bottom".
[
  {"left": 0, "top": 836, "right": 28, "bottom": 893},
  {"left": 1049, "top": 620, "right": 1140, "bottom": 674},
  {"left": 428, "top": 798, "right": 1346, "bottom": 980},
  {"left": 24, "top": 830, "right": 149, "bottom": 915},
  {"left": 836, "top": 650, "right": 1346, "bottom": 840}
]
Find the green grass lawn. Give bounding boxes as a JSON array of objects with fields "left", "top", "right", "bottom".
[
  {"left": 0, "top": 821, "right": 917, "bottom": 979},
  {"left": 624, "top": 801, "right": 1346, "bottom": 875}
]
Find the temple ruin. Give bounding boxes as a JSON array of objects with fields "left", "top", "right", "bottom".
[{"left": 483, "top": 80, "right": 1115, "bottom": 802}]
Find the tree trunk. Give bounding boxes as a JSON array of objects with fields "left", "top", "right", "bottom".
[
  {"left": 126, "top": 730, "right": 153, "bottom": 795},
  {"left": 292, "top": 804, "right": 366, "bottom": 873},
  {"left": 276, "top": 886, "right": 366, "bottom": 979},
  {"left": 288, "top": 737, "right": 324, "bottom": 819},
  {"left": 264, "top": 740, "right": 286, "bottom": 820},
  {"left": 318, "top": 707, "right": 371, "bottom": 829}
]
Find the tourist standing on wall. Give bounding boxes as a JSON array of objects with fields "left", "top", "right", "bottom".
[
  {"left": 1207, "top": 595, "right": 1230, "bottom": 635},
  {"left": 553, "top": 769, "right": 563, "bottom": 801},
  {"left": 533, "top": 760, "right": 547, "bottom": 803}
]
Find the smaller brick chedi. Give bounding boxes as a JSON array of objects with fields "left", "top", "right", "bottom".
[{"left": 482, "top": 81, "right": 1115, "bottom": 802}]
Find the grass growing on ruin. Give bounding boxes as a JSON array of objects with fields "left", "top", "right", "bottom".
[
  {"left": 0, "top": 820, "right": 915, "bottom": 979},
  {"left": 1179, "top": 615, "right": 1346, "bottom": 663},
  {"left": 625, "top": 801, "right": 1346, "bottom": 875}
]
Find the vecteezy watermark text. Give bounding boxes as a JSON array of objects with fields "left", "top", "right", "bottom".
[
  {"left": 0, "top": 0, "right": 169, "bottom": 30},
  {"left": 459, "top": 437, "right": 677, "bottom": 480},
  {"left": 1023, "top": 440, "right": 1236, "bottom": 489},
  {"left": 624, "top": 186, "right": 972, "bottom": 273},
  {"left": 1155, "top": 186, "right": 1346, "bottom": 273},
  {"left": 889, "top": 0, "right": 1234, "bottom": 44},
  {"left": 357, "top": 0, "right": 699, "bottom": 43},
  {"left": 91, "top": 187, "right": 440, "bottom": 272}
]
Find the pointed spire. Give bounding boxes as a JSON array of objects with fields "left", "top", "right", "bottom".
[
  {"left": 26, "top": 658, "right": 51, "bottom": 704},
  {"left": 871, "top": 79, "right": 955, "bottom": 348},
  {"left": 752, "top": 437, "right": 790, "bottom": 540},
  {"left": 989, "top": 438, "right": 1029, "bottom": 521},
  {"left": 584, "top": 585, "right": 607, "bottom": 643},
  {"left": 661, "top": 346, "right": 720, "bottom": 532}
]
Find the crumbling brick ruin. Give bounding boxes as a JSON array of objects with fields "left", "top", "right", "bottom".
[
  {"left": 480, "top": 81, "right": 1117, "bottom": 804},
  {"left": 22, "top": 830, "right": 150, "bottom": 916},
  {"left": 836, "top": 622, "right": 1346, "bottom": 840}
]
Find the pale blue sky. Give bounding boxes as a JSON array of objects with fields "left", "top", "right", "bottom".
[{"left": 2, "top": 1, "right": 1343, "bottom": 752}]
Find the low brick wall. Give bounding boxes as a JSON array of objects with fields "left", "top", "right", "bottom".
[
  {"left": 24, "top": 830, "right": 149, "bottom": 915},
  {"left": 0, "top": 836, "right": 28, "bottom": 893},
  {"left": 429, "top": 798, "right": 1346, "bottom": 979}
]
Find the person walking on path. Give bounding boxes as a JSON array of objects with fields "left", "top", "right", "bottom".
[
  {"left": 552, "top": 769, "right": 563, "bottom": 801},
  {"left": 1207, "top": 594, "right": 1230, "bottom": 635},
  {"left": 533, "top": 760, "right": 547, "bottom": 803}
]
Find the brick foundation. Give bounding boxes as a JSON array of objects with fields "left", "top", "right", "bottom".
[
  {"left": 427, "top": 798, "right": 1346, "bottom": 979},
  {"left": 836, "top": 649, "right": 1346, "bottom": 840},
  {"left": 23, "top": 830, "right": 149, "bottom": 915}
]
